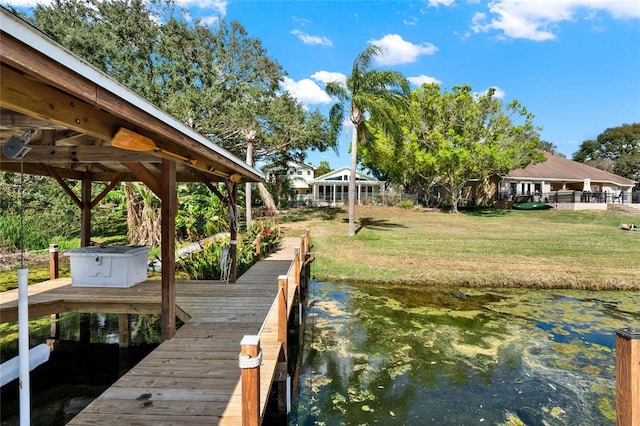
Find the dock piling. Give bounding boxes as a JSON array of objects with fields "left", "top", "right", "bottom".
[
  {"left": 240, "top": 335, "right": 261, "bottom": 426},
  {"left": 616, "top": 328, "right": 640, "bottom": 425}
]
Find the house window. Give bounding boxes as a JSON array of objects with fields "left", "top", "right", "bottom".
[
  {"left": 297, "top": 171, "right": 302, "bottom": 175},
  {"left": 307, "top": 170, "right": 311, "bottom": 175}
]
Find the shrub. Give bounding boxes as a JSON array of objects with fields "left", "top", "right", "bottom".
[
  {"left": 397, "top": 200, "right": 414, "bottom": 209},
  {"left": 177, "top": 219, "right": 282, "bottom": 280}
]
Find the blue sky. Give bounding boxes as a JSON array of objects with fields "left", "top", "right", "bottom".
[
  {"left": 6, "top": 0, "right": 640, "bottom": 170},
  {"left": 216, "top": 0, "right": 640, "bottom": 169}
]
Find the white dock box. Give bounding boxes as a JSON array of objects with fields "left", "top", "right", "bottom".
[{"left": 64, "top": 246, "right": 150, "bottom": 287}]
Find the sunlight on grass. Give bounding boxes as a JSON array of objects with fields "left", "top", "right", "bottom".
[{"left": 281, "top": 206, "right": 640, "bottom": 289}]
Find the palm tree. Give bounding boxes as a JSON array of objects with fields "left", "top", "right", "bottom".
[{"left": 326, "top": 46, "right": 409, "bottom": 236}]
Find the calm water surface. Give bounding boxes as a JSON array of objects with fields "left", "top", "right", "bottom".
[
  {"left": 291, "top": 280, "right": 640, "bottom": 425},
  {"left": 1, "top": 313, "right": 161, "bottom": 425}
]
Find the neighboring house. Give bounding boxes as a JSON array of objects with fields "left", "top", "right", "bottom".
[
  {"left": 262, "top": 161, "right": 315, "bottom": 195},
  {"left": 467, "top": 151, "right": 637, "bottom": 210},
  {"left": 312, "top": 166, "right": 385, "bottom": 206}
]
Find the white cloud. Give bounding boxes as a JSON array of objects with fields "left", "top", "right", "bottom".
[
  {"left": 408, "top": 74, "right": 442, "bottom": 86},
  {"left": 403, "top": 16, "right": 419, "bottom": 26},
  {"left": 475, "top": 86, "right": 506, "bottom": 99},
  {"left": 177, "top": 0, "right": 228, "bottom": 17},
  {"left": 428, "top": 0, "right": 456, "bottom": 6},
  {"left": 472, "top": 0, "right": 640, "bottom": 41},
  {"left": 311, "top": 71, "right": 347, "bottom": 86},
  {"left": 199, "top": 15, "right": 221, "bottom": 27},
  {"left": 291, "top": 29, "right": 333, "bottom": 47},
  {"left": 368, "top": 34, "right": 438, "bottom": 66},
  {"left": 281, "top": 77, "right": 332, "bottom": 106}
]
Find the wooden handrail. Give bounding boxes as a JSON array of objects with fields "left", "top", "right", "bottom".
[
  {"left": 240, "top": 235, "right": 311, "bottom": 425},
  {"left": 278, "top": 275, "right": 288, "bottom": 361},
  {"left": 293, "top": 248, "right": 301, "bottom": 286}
]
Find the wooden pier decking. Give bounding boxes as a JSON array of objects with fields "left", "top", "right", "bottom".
[{"left": 0, "top": 236, "right": 307, "bottom": 425}]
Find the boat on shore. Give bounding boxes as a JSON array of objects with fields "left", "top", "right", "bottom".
[{"left": 513, "top": 202, "right": 552, "bottom": 210}]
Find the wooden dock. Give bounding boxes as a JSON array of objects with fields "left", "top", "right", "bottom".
[{"left": 0, "top": 235, "right": 308, "bottom": 425}]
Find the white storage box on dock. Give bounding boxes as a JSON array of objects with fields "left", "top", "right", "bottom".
[{"left": 64, "top": 246, "right": 150, "bottom": 287}]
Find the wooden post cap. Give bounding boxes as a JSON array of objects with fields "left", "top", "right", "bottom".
[{"left": 616, "top": 328, "right": 640, "bottom": 339}]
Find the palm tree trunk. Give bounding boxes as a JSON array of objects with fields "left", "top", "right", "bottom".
[
  {"left": 348, "top": 123, "right": 358, "bottom": 236},
  {"left": 245, "top": 140, "right": 253, "bottom": 227}
]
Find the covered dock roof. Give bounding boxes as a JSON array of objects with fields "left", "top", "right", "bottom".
[
  {"left": 0, "top": 7, "right": 263, "bottom": 184},
  {"left": 0, "top": 7, "right": 262, "bottom": 339}
]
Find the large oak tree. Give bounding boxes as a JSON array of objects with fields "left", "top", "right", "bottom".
[
  {"left": 365, "top": 84, "right": 544, "bottom": 212},
  {"left": 25, "top": 0, "right": 337, "bottom": 232},
  {"left": 573, "top": 123, "right": 640, "bottom": 189}
]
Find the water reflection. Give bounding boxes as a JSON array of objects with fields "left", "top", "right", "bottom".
[
  {"left": 0, "top": 313, "right": 162, "bottom": 425},
  {"left": 292, "top": 281, "right": 640, "bottom": 425}
]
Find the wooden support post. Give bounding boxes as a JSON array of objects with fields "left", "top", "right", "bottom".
[
  {"left": 255, "top": 234, "right": 261, "bottom": 257},
  {"left": 240, "top": 335, "right": 261, "bottom": 426},
  {"left": 304, "top": 229, "right": 310, "bottom": 254},
  {"left": 49, "top": 244, "right": 59, "bottom": 279},
  {"left": 160, "top": 159, "right": 177, "bottom": 340},
  {"left": 299, "top": 235, "right": 306, "bottom": 261},
  {"left": 49, "top": 243, "right": 61, "bottom": 338},
  {"left": 616, "top": 327, "right": 640, "bottom": 425},
  {"left": 79, "top": 313, "right": 90, "bottom": 344},
  {"left": 118, "top": 314, "right": 131, "bottom": 348},
  {"left": 80, "top": 176, "right": 92, "bottom": 247},
  {"left": 278, "top": 275, "right": 288, "bottom": 361},
  {"left": 229, "top": 181, "right": 238, "bottom": 283},
  {"left": 294, "top": 247, "right": 301, "bottom": 286},
  {"left": 50, "top": 313, "right": 59, "bottom": 339}
]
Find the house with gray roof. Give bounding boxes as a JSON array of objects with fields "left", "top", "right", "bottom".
[{"left": 494, "top": 151, "right": 636, "bottom": 210}]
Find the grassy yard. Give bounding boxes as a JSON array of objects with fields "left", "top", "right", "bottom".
[{"left": 279, "top": 206, "right": 640, "bottom": 290}]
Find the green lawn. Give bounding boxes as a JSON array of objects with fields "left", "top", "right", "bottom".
[{"left": 280, "top": 206, "right": 640, "bottom": 290}]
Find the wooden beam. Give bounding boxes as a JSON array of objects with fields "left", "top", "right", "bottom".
[
  {"left": 90, "top": 173, "right": 128, "bottom": 208},
  {"left": 196, "top": 170, "right": 228, "bottom": 202},
  {"left": 1, "top": 32, "right": 98, "bottom": 104},
  {"left": 123, "top": 162, "right": 162, "bottom": 198},
  {"left": 0, "top": 65, "right": 117, "bottom": 141},
  {"left": 160, "top": 159, "right": 177, "bottom": 340},
  {"left": 43, "top": 165, "right": 82, "bottom": 208},
  {"left": 80, "top": 176, "right": 91, "bottom": 247},
  {"left": 0, "top": 146, "right": 156, "bottom": 163}
]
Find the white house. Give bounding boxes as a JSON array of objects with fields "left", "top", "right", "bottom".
[
  {"left": 262, "top": 161, "right": 315, "bottom": 195},
  {"left": 312, "top": 167, "right": 385, "bottom": 206}
]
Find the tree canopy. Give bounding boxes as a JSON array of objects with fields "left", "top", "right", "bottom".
[
  {"left": 364, "top": 84, "right": 544, "bottom": 212},
  {"left": 28, "top": 0, "right": 336, "bottom": 166},
  {"left": 573, "top": 123, "right": 640, "bottom": 189}
]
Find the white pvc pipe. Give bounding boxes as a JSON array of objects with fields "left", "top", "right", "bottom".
[
  {"left": 17, "top": 268, "right": 30, "bottom": 426},
  {"left": 0, "top": 344, "right": 50, "bottom": 387},
  {"left": 286, "top": 374, "right": 291, "bottom": 413}
]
